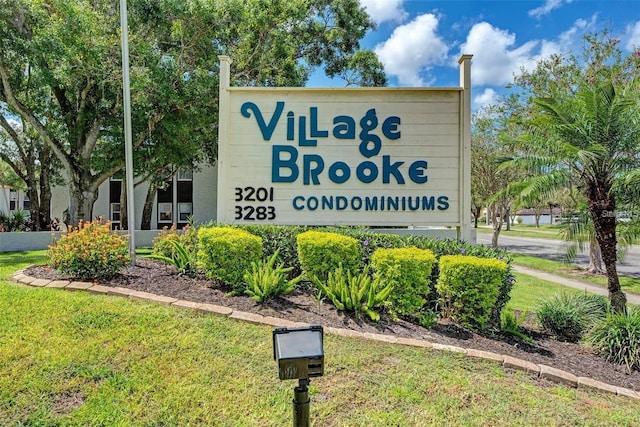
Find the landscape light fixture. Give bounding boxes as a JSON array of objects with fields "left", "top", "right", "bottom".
[{"left": 273, "top": 325, "right": 324, "bottom": 427}]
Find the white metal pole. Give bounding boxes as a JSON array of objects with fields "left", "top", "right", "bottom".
[{"left": 120, "top": 0, "right": 136, "bottom": 263}]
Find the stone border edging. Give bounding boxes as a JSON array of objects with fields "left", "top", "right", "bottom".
[{"left": 10, "top": 267, "right": 640, "bottom": 401}]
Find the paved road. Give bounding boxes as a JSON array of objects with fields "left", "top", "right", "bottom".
[{"left": 476, "top": 232, "right": 640, "bottom": 278}]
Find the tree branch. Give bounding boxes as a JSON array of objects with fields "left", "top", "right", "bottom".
[{"left": 0, "top": 62, "right": 72, "bottom": 172}]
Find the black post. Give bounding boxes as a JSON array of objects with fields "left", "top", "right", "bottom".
[{"left": 293, "top": 378, "right": 310, "bottom": 427}]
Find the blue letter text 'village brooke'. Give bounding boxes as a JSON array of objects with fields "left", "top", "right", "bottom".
[{"left": 239, "top": 101, "right": 450, "bottom": 215}]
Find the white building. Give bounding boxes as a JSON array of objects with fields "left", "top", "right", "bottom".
[
  {"left": 0, "top": 185, "right": 30, "bottom": 217},
  {"left": 46, "top": 164, "right": 218, "bottom": 230}
]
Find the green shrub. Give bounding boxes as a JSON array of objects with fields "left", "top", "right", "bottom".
[
  {"left": 244, "top": 250, "right": 302, "bottom": 303},
  {"left": 48, "top": 219, "right": 130, "bottom": 280},
  {"left": 239, "top": 224, "right": 308, "bottom": 279},
  {"left": 436, "top": 255, "right": 507, "bottom": 331},
  {"left": 535, "top": 292, "right": 609, "bottom": 342},
  {"left": 149, "top": 239, "right": 197, "bottom": 277},
  {"left": 296, "top": 230, "right": 360, "bottom": 280},
  {"left": 326, "top": 227, "right": 407, "bottom": 265},
  {"left": 584, "top": 307, "right": 640, "bottom": 372},
  {"left": 332, "top": 228, "right": 513, "bottom": 325},
  {"left": 313, "top": 265, "right": 393, "bottom": 321},
  {"left": 370, "top": 247, "right": 436, "bottom": 317},
  {"left": 152, "top": 224, "right": 197, "bottom": 259},
  {"left": 197, "top": 226, "right": 262, "bottom": 292}
]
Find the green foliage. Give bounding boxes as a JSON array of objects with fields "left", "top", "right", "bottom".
[
  {"left": 327, "top": 228, "right": 407, "bottom": 265},
  {"left": 244, "top": 250, "right": 302, "bottom": 303},
  {"left": 0, "top": 209, "right": 33, "bottom": 232},
  {"left": 330, "top": 228, "right": 514, "bottom": 325},
  {"left": 500, "top": 309, "right": 534, "bottom": 344},
  {"left": 152, "top": 225, "right": 197, "bottom": 258},
  {"left": 296, "top": 230, "right": 361, "bottom": 280},
  {"left": 238, "top": 224, "right": 309, "bottom": 279},
  {"left": 584, "top": 307, "right": 640, "bottom": 372},
  {"left": 370, "top": 247, "right": 436, "bottom": 316},
  {"left": 436, "top": 255, "right": 508, "bottom": 331},
  {"left": 47, "top": 219, "right": 130, "bottom": 280},
  {"left": 313, "top": 265, "right": 393, "bottom": 321},
  {"left": 418, "top": 309, "right": 439, "bottom": 329},
  {"left": 1, "top": 0, "right": 384, "bottom": 226},
  {"left": 535, "top": 292, "right": 609, "bottom": 342},
  {"left": 197, "top": 226, "right": 262, "bottom": 293},
  {"left": 149, "top": 239, "right": 197, "bottom": 277},
  {"left": 151, "top": 225, "right": 198, "bottom": 276}
]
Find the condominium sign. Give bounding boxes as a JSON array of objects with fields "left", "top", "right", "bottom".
[{"left": 217, "top": 55, "right": 472, "bottom": 234}]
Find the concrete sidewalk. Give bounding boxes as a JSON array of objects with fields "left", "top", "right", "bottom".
[{"left": 513, "top": 265, "right": 640, "bottom": 305}]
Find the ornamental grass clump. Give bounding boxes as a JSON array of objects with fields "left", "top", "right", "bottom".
[
  {"left": 151, "top": 225, "right": 198, "bottom": 277},
  {"left": 313, "top": 264, "right": 393, "bottom": 321},
  {"left": 48, "top": 219, "right": 130, "bottom": 280},
  {"left": 584, "top": 306, "right": 640, "bottom": 372},
  {"left": 535, "top": 292, "right": 608, "bottom": 342},
  {"left": 243, "top": 250, "right": 302, "bottom": 303}
]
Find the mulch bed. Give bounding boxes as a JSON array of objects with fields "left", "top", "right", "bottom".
[{"left": 24, "top": 258, "right": 640, "bottom": 392}]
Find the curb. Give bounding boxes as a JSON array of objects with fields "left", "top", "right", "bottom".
[{"left": 9, "top": 267, "right": 640, "bottom": 401}]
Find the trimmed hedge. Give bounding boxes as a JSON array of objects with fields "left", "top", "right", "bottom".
[
  {"left": 371, "top": 247, "right": 436, "bottom": 316},
  {"left": 296, "top": 230, "right": 361, "bottom": 280},
  {"left": 197, "top": 226, "right": 262, "bottom": 292},
  {"left": 328, "top": 228, "right": 513, "bottom": 325},
  {"left": 436, "top": 255, "right": 508, "bottom": 331}
]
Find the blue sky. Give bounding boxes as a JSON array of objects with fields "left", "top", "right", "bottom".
[{"left": 308, "top": 0, "right": 640, "bottom": 110}]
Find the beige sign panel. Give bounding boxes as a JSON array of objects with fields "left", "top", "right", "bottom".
[{"left": 217, "top": 56, "right": 472, "bottom": 238}]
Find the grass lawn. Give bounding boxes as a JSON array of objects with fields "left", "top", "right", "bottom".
[
  {"left": 506, "top": 272, "right": 584, "bottom": 314},
  {"left": 1, "top": 251, "right": 639, "bottom": 425},
  {"left": 511, "top": 253, "right": 640, "bottom": 295},
  {"left": 475, "top": 224, "right": 566, "bottom": 240}
]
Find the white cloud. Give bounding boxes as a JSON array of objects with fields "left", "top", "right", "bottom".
[
  {"left": 374, "top": 14, "right": 449, "bottom": 86},
  {"left": 473, "top": 88, "right": 499, "bottom": 109},
  {"left": 536, "top": 17, "right": 596, "bottom": 58},
  {"left": 359, "top": 0, "right": 408, "bottom": 25},
  {"left": 460, "top": 22, "right": 541, "bottom": 86},
  {"left": 528, "top": 0, "right": 572, "bottom": 19},
  {"left": 625, "top": 21, "right": 640, "bottom": 51}
]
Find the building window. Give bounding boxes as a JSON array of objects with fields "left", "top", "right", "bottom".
[
  {"left": 22, "top": 195, "right": 30, "bottom": 210},
  {"left": 177, "top": 169, "right": 193, "bottom": 181},
  {"left": 156, "top": 170, "right": 192, "bottom": 229},
  {"left": 158, "top": 202, "right": 173, "bottom": 222},
  {"left": 111, "top": 203, "right": 121, "bottom": 222},
  {"left": 9, "top": 190, "right": 16, "bottom": 211},
  {"left": 109, "top": 178, "right": 122, "bottom": 228},
  {"left": 178, "top": 202, "right": 192, "bottom": 221}
]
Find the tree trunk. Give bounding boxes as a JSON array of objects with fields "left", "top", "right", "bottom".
[
  {"left": 68, "top": 175, "right": 99, "bottom": 227},
  {"left": 26, "top": 184, "right": 40, "bottom": 231},
  {"left": 38, "top": 144, "right": 53, "bottom": 231},
  {"left": 587, "top": 235, "right": 605, "bottom": 274},
  {"left": 490, "top": 203, "right": 503, "bottom": 248},
  {"left": 140, "top": 181, "right": 159, "bottom": 230},
  {"left": 473, "top": 206, "right": 481, "bottom": 228},
  {"left": 587, "top": 180, "right": 626, "bottom": 313}
]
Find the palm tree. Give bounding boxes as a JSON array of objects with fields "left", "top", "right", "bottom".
[{"left": 523, "top": 81, "right": 640, "bottom": 313}]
